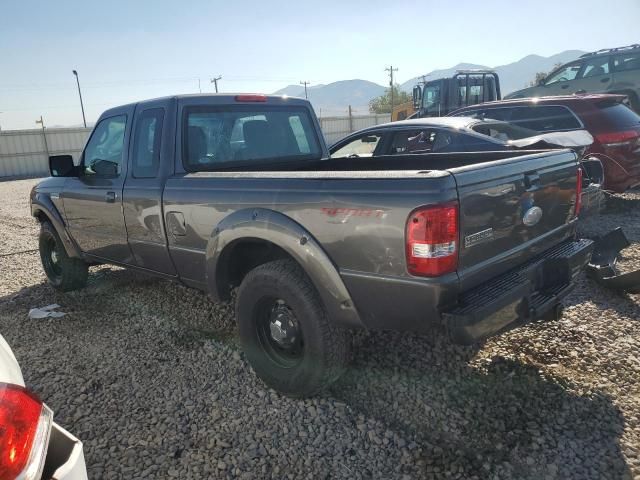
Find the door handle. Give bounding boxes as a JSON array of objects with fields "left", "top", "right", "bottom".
[
  {"left": 601, "top": 77, "right": 610, "bottom": 83},
  {"left": 576, "top": 89, "right": 587, "bottom": 94},
  {"left": 561, "top": 85, "right": 569, "bottom": 89},
  {"left": 105, "top": 191, "right": 116, "bottom": 203}
]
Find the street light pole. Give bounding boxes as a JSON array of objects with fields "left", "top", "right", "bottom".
[{"left": 72, "top": 70, "right": 87, "bottom": 128}]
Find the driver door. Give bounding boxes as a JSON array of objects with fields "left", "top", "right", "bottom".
[{"left": 62, "top": 105, "right": 135, "bottom": 264}]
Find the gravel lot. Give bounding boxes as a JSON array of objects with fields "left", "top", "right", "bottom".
[{"left": 1, "top": 178, "right": 640, "bottom": 479}]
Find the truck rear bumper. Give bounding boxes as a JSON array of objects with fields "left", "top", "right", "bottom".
[{"left": 443, "top": 238, "right": 594, "bottom": 345}]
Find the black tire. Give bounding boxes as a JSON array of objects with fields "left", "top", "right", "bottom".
[
  {"left": 39, "top": 221, "right": 88, "bottom": 292},
  {"left": 236, "top": 259, "right": 350, "bottom": 397}
]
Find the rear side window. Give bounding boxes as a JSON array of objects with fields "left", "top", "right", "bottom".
[
  {"left": 183, "top": 106, "right": 321, "bottom": 171},
  {"left": 132, "top": 108, "right": 164, "bottom": 178},
  {"left": 509, "top": 106, "right": 581, "bottom": 132},
  {"left": 595, "top": 101, "right": 640, "bottom": 129},
  {"left": 613, "top": 53, "right": 640, "bottom": 72},
  {"left": 453, "top": 107, "right": 512, "bottom": 121}
]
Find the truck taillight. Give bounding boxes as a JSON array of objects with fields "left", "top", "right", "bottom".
[
  {"left": 406, "top": 203, "right": 458, "bottom": 277},
  {"left": 235, "top": 94, "right": 267, "bottom": 102},
  {"left": 575, "top": 167, "right": 583, "bottom": 217},
  {"left": 0, "top": 383, "right": 52, "bottom": 480},
  {"left": 595, "top": 130, "right": 640, "bottom": 149}
]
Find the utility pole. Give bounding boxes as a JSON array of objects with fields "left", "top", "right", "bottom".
[
  {"left": 72, "top": 70, "right": 87, "bottom": 128},
  {"left": 198, "top": 78, "right": 202, "bottom": 93},
  {"left": 0, "top": 111, "right": 3, "bottom": 132},
  {"left": 385, "top": 65, "right": 398, "bottom": 121},
  {"left": 210, "top": 76, "right": 222, "bottom": 93},
  {"left": 300, "top": 80, "right": 310, "bottom": 99},
  {"left": 36, "top": 116, "right": 49, "bottom": 159}
]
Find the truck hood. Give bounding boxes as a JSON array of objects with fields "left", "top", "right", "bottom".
[{"left": 0, "top": 334, "right": 25, "bottom": 386}]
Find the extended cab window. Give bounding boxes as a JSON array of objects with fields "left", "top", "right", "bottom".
[
  {"left": 183, "top": 106, "right": 321, "bottom": 170},
  {"left": 83, "top": 115, "right": 127, "bottom": 176},
  {"left": 579, "top": 56, "right": 610, "bottom": 78},
  {"left": 132, "top": 109, "right": 164, "bottom": 178},
  {"left": 331, "top": 133, "right": 381, "bottom": 158}
]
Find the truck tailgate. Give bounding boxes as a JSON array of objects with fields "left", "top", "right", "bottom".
[{"left": 450, "top": 150, "right": 580, "bottom": 291}]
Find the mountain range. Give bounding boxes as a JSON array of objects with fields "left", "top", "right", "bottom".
[{"left": 273, "top": 49, "right": 587, "bottom": 115}]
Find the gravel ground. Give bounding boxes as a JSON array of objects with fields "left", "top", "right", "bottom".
[{"left": 1, "top": 178, "right": 640, "bottom": 479}]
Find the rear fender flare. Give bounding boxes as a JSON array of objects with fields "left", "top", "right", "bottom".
[
  {"left": 31, "top": 193, "right": 82, "bottom": 258},
  {"left": 205, "top": 208, "right": 363, "bottom": 329}
]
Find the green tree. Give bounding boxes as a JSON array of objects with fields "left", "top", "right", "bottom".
[{"left": 369, "top": 85, "right": 411, "bottom": 114}]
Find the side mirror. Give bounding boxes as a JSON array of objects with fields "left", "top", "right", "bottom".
[
  {"left": 49, "top": 155, "right": 76, "bottom": 177},
  {"left": 537, "top": 78, "right": 546, "bottom": 86},
  {"left": 412, "top": 86, "right": 422, "bottom": 109}
]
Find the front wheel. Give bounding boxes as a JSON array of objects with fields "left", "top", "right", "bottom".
[
  {"left": 39, "top": 222, "right": 88, "bottom": 291},
  {"left": 236, "top": 259, "right": 351, "bottom": 397}
]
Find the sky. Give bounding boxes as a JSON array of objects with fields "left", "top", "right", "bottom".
[{"left": 0, "top": 0, "right": 638, "bottom": 130}]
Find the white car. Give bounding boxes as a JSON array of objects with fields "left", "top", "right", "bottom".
[{"left": 0, "top": 334, "right": 88, "bottom": 480}]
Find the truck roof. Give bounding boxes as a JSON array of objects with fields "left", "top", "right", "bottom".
[{"left": 102, "top": 94, "right": 310, "bottom": 115}]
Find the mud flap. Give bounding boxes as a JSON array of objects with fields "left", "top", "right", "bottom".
[{"left": 586, "top": 228, "right": 640, "bottom": 294}]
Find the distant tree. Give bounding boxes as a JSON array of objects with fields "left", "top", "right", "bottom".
[
  {"left": 528, "top": 62, "right": 565, "bottom": 87},
  {"left": 369, "top": 85, "right": 411, "bottom": 114}
]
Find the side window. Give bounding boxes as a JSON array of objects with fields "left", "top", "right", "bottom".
[
  {"left": 83, "top": 115, "right": 127, "bottom": 176},
  {"left": 579, "top": 57, "right": 610, "bottom": 78},
  {"left": 613, "top": 53, "right": 640, "bottom": 72},
  {"left": 545, "top": 63, "right": 582, "bottom": 85},
  {"left": 390, "top": 129, "right": 455, "bottom": 154},
  {"left": 509, "top": 106, "right": 581, "bottom": 132},
  {"left": 331, "top": 134, "right": 381, "bottom": 158},
  {"left": 132, "top": 109, "right": 164, "bottom": 178}
]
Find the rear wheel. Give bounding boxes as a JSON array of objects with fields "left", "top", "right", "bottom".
[
  {"left": 39, "top": 222, "right": 88, "bottom": 291},
  {"left": 236, "top": 259, "right": 350, "bottom": 397}
]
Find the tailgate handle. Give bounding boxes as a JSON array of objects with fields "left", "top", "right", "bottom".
[{"left": 524, "top": 173, "right": 540, "bottom": 190}]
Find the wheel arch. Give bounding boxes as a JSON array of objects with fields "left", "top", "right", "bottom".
[
  {"left": 205, "top": 208, "right": 363, "bottom": 329},
  {"left": 31, "top": 193, "right": 82, "bottom": 258}
]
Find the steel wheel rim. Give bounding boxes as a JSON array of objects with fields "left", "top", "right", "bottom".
[
  {"left": 43, "top": 236, "right": 62, "bottom": 279},
  {"left": 254, "top": 297, "right": 304, "bottom": 368}
]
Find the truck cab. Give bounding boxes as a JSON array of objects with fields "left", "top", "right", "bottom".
[{"left": 411, "top": 71, "right": 501, "bottom": 118}]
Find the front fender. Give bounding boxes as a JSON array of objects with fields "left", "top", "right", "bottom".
[
  {"left": 205, "top": 208, "right": 363, "bottom": 329},
  {"left": 31, "top": 192, "right": 82, "bottom": 258}
]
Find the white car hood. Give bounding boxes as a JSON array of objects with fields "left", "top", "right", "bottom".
[
  {"left": 0, "top": 334, "right": 25, "bottom": 386},
  {"left": 508, "top": 129, "right": 594, "bottom": 149}
]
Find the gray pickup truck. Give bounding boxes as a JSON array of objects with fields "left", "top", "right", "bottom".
[{"left": 31, "top": 94, "right": 593, "bottom": 397}]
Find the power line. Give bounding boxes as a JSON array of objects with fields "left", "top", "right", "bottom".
[
  {"left": 210, "top": 76, "right": 222, "bottom": 93},
  {"left": 385, "top": 65, "right": 398, "bottom": 120},
  {"left": 300, "top": 80, "right": 310, "bottom": 99}
]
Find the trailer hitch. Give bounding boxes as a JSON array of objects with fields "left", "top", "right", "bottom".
[{"left": 586, "top": 228, "right": 640, "bottom": 294}]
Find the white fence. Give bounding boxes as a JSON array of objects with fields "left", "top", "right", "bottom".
[{"left": 0, "top": 113, "right": 392, "bottom": 179}]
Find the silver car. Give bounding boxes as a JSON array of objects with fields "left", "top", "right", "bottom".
[
  {"left": 0, "top": 334, "right": 88, "bottom": 480},
  {"left": 506, "top": 44, "right": 640, "bottom": 112}
]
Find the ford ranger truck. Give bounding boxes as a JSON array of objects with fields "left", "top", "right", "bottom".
[{"left": 30, "top": 94, "right": 594, "bottom": 397}]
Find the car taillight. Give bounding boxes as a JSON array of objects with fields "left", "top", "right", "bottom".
[
  {"left": 595, "top": 130, "right": 640, "bottom": 149},
  {"left": 235, "top": 94, "right": 267, "bottom": 102},
  {"left": 575, "top": 167, "right": 583, "bottom": 217},
  {"left": 0, "top": 383, "right": 52, "bottom": 480},
  {"left": 406, "top": 203, "right": 458, "bottom": 277}
]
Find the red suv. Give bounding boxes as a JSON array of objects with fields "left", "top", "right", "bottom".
[{"left": 449, "top": 94, "right": 640, "bottom": 192}]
